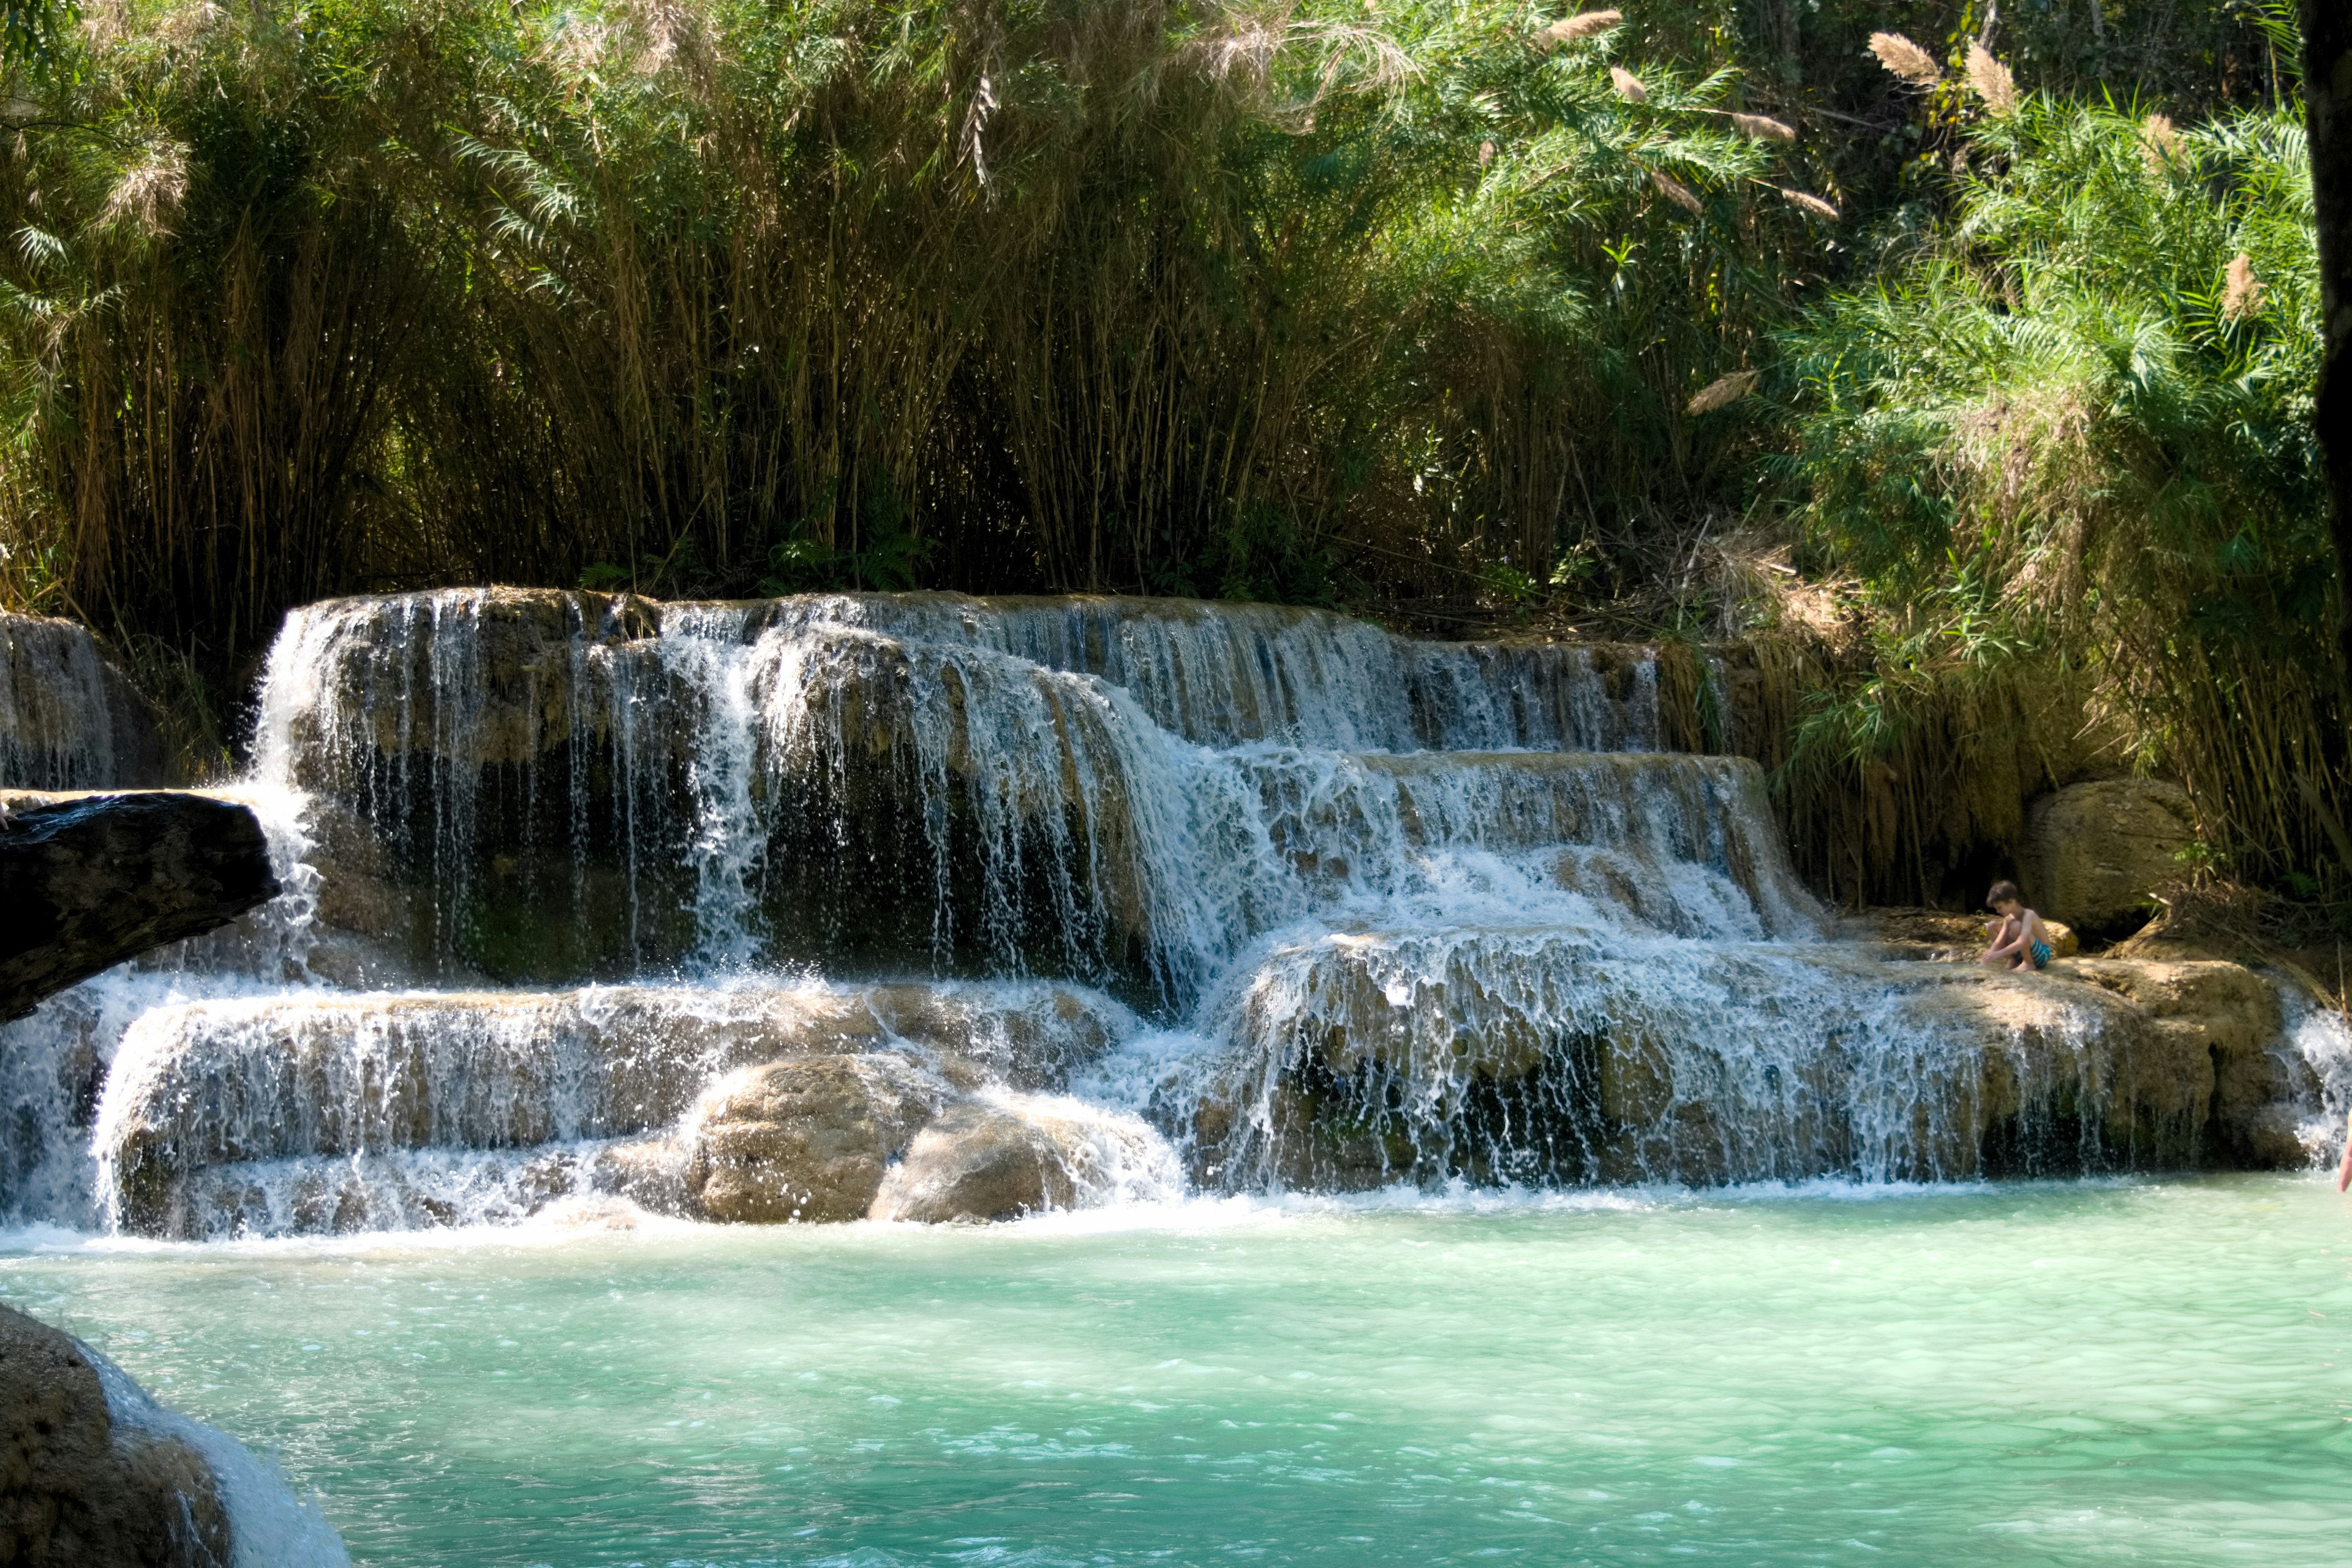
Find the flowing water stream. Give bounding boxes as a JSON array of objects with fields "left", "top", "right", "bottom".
[{"left": 5, "top": 590, "right": 2351, "bottom": 1562}]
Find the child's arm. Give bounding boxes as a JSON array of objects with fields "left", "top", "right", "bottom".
[{"left": 2339, "top": 1109, "right": 2352, "bottom": 1193}]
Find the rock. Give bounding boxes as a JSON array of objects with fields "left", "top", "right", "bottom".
[
  {"left": 0, "top": 612, "right": 172, "bottom": 791},
  {"left": 685, "top": 1053, "right": 952, "bottom": 1223},
  {"left": 2067, "top": 958, "right": 2292, "bottom": 1164},
  {"left": 1852, "top": 907, "right": 2076, "bottom": 962},
  {"left": 0, "top": 792, "right": 280, "bottom": 1020},
  {"left": 97, "top": 981, "right": 1126, "bottom": 1237},
  {"left": 262, "top": 589, "right": 1172, "bottom": 992},
  {"left": 0, "top": 1303, "right": 232, "bottom": 1568},
  {"left": 869, "top": 1102, "right": 1081, "bottom": 1223},
  {"left": 589, "top": 1138, "right": 697, "bottom": 1218},
  {"left": 2022, "top": 778, "right": 2198, "bottom": 936},
  {"left": 1186, "top": 927, "right": 2318, "bottom": 1191}
]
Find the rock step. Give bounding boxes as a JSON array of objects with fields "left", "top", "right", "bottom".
[
  {"left": 94, "top": 981, "right": 1140, "bottom": 1238},
  {"left": 1, "top": 791, "right": 280, "bottom": 1020}
]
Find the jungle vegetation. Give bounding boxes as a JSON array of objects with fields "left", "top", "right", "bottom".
[{"left": 0, "top": 0, "right": 2335, "bottom": 913}]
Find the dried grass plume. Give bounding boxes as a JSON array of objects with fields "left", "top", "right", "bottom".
[
  {"left": 1649, "top": 169, "right": 1700, "bottom": 213},
  {"left": 1730, "top": 112, "right": 1796, "bottom": 143},
  {"left": 2222, "top": 254, "right": 2265, "bottom": 322},
  {"left": 98, "top": 142, "right": 190, "bottom": 238},
  {"left": 2138, "top": 113, "right": 2182, "bottom": 177},
  {"left": 1780, "top": 187, "right": 1839, "bottom": 220},
  {"left": 1610, "top": 66, "right": 1647, "bottom": 104},
  {"left": 1686, "top": 369, "right": 1757, "bottom": 415},
  {"left": 1964, "top": 43, "right": 2016, "bottom": 115},
  {"left": 1868, "top": 31, "right": 1942, "bottom": 88},
  {"left": 1542, "top": 10, "right": 1621, "bottom": 48}
]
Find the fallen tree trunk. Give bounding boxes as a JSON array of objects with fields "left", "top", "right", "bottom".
[{"left": 0, "top": 793, "right": 279, "bottom": 1020}]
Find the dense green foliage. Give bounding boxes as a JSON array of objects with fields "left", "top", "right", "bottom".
[
  {"left": 0, "top": 0, "right": 1812, "bottom": 654},
  {"left": 0, "top": 0, "right": 2334, "bottom": 899},
  {"left": 1779, "top": 64, "right": 2335, "bottom": 895}
]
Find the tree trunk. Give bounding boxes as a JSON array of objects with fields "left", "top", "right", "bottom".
[{"left": 2302, "top": 1, "right": 2352, "bottom": 691}]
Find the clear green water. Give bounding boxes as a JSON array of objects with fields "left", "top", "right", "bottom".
[{"left": 7, "top": 1177, "right": 2352, "bottom": 1567}]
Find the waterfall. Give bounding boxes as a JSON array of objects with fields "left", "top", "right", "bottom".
[
  {"left": 92, "top": 981, "right": 1137, "bottom": 1238},
  {"left": 1, "top": 610, "right": 131, "bottom": 789},
  {"left": 0, "top": 586, "right": 2321, "bottom": 1237},
  {"left": 238, "top": 590, "right": 1755, "bottom": 1005}
]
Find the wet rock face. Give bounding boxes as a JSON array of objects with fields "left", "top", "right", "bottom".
[
  {"left": 0, "top": 793, "right": 280, "bottom": 1020},
  {"left": 1180, "top": 935, "right": 2305, "bottom": 1192},
  {"left": 2023, "top": 779, "right": 2197, "bottom": 937},
  {"left": 685, "top": 1054, "right": 951, "bottom": 1223},
  {"left": 262, "top": 591, "right": 1173, "bottom": 996},
  {"left": 869, "top": 1102, "right": 1081, "bottom": 1223},
  {"left": 0, "top": 613, "right": 172, "bottom": 792},
  {"left": 0, "top": 1303, "right": 231, "bottom": 1568},
  {"left": 2068, "top": 959, "right": 2297, "bottom": 1165},
  {"left": 251, "top": 590, "right": 1700, "bottom": 1005},
  {"left": 96, "top": 982, "right": 1129, "bottom": 1238}
]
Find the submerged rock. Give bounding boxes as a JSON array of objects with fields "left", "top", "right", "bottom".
[
  {"left": 0, "top": 792, "right": 280, "bottom": 1020},
  {"left": 2022, "top": 778, "right": 2197, "bottom": 936},
  {"left": 0, "top": 1303, "right": 231, "bottom": 1568},
  {"left": 685, "top": 1053, "right": 952, "bottom": 1223}
]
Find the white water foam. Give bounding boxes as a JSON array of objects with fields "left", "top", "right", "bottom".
[
  {"left": 1, "top": 588, "right": 2324, "bottom": 1242},
  {"left": 81, "top": 1334, "right": 350, "bottom": 1567}
]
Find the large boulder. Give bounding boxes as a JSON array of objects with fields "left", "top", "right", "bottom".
[
  {"left": 0, "top": 1304, "right": 231, "bottom": 1568},
  {"left": 0, "top": 792, "right": 280, "bottom": 1020},
  {"left": 868, "top": 1102, "right": 1082, "bottom": 1223},
  {"left": 2067, "top": 957, "right": 2301, "bottom": 1164},
  {"left": 2022, "top": 779, "right": 2198, "bottom": 936},
  {"left": 684, "top": 1053, "right": 952, "bottom": 1223},
  {"left": 1853, "top": 914, "right": 2315, "bottom": 1168}
]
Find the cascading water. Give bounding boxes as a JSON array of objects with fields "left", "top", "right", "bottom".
[
  {"left": 3, "top": 587, "right": 2341, "bottom": 1241},
  {"left": 0, "top": 609, "right": 170, "bottom": 790}
]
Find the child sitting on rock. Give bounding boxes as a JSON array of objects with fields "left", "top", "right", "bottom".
[{"left": 1980, "top": 881, "right": 2054, "bottom": 972}]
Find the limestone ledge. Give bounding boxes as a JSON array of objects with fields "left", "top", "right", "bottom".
[
  {"left": 1850, "top": 908, "right": 2315, "bottom": 1169},
  {"left": 99, "top": 982, "right": 1131, "bottom": 1237}
]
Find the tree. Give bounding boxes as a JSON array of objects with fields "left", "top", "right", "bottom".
[{"left": 2301, "top": 1, "right": 2352, "bottom": 693}]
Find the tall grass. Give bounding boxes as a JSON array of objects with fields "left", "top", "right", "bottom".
[
  {"left": 1781, "top": 84, "right": 2335, "bottom": 897},
  {"left": 0, "top": 0, "right": 1803, "bottom": 682}
]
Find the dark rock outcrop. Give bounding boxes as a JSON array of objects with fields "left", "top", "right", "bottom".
[
  {"left": 0, "top": 1303, "right": 231, "bottom": 1568},
  {"left": 0, "top": 792, "right": 279, "bottom": 1020},
  {"left": 0, "top": 612, "right": 173, "bottom": 792}
]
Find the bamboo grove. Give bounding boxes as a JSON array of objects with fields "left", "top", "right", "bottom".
[
  {"left": 0, "top": 1, "right": 1801, "bottom": 641},
  {"left": 0, "top": 0, "right": 2340, "bottom": 911}
]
